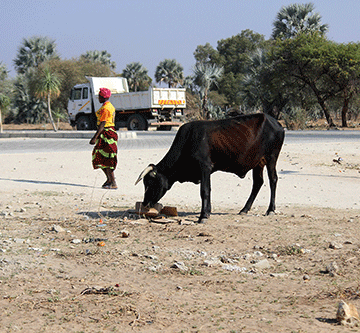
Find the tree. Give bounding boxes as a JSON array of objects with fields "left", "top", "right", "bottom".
[
  {"left": 193, "top": 62, "right": 223, "bottom": 119},
  {"left": 13, "top": 75, "right": 47, "bottom": 124},
  {"left": 0, "top": 61, "right": 8, "bottom": 80},
  {"left": 0, "top": 94, "right": 10, "bottom": 132},
  {"left": 272, "top": 33, "right": 339, "bottom": 127},
  {"left": 322, "top": 42, "right": 360, "bottom": 127},
  {"left": 122, "top": 62, "right": 151, "bottom": 91},
  {"left": 272, "top": 3, "right": 328, "bottom": 40},
  {"left": 13, "top": 36, "right": 59, "bottom": 74},
  {"left": 32, "top": 67, "right": 62, "bottom": 131},
  {"left": 155, "top": 59, "right": 184, "bottom": 88},
  {"left": 239, "top": 47, "right": 292, "bottom": 119},
  {"left": 216, "top": 29, "right": 267, "bottom": 106},
  {"left": 193, "top": 43, "right": 221, "bottom": 65},
  {"left": 80, "top": 50, "right": 116, "bottom": 69}
]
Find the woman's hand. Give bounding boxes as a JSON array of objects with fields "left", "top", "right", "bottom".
[{"left": 89, "top": 121, "right": 106, "bottom": 145}]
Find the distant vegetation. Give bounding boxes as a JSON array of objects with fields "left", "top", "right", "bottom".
[{"left": 1, "top": 3, "right": 360, "bottom": 129}]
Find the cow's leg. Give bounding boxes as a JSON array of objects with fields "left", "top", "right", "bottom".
[
  {"left": 239, "top": 165, "right": 264, "bottom": 215},
  {"left": 265, "top": 158, "right": 278, "bottom": 215},
  {"left": 199, "top": 170, "right": 211, "bottom": 223}
]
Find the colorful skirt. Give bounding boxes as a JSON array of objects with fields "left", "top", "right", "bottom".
[{"left": 92, "top": 127, "right": 118, "bottom": 170}]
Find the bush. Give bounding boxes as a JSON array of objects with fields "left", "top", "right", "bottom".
[{"left": 282, "top": 107, "right": 309, "bottom": 130}]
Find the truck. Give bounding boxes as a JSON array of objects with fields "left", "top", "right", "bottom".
[{"left": 67, "top": 76, "right": 186, "bottom": 131}]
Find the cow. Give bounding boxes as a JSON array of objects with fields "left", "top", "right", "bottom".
[{"left": 135, "top": 113, "right": 285, "bottom": 223}]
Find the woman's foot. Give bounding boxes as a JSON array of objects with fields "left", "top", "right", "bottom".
[
  {"left": 102, "top": 181, "right": 111, "bottom": 188},
  {"left": 102, "top": 183, "right": 118, "bottom": 190}
]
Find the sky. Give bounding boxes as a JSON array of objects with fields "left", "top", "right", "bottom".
[{"left": 1, "top": 0, "right": 360, "bottom": 81}]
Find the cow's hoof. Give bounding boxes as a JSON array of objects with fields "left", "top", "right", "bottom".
[
  {"left": 266, "top": 211, "right": 275, "bottom": 216},
  {"left": 197, "top": 218, "right": 208, "bottom": 224},
  {"left": 239, "top": 210, "right": 248, "bottom": 215}
]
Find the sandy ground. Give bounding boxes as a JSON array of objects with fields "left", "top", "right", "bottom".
[{"left": 0, "top": 138, "right": 360, "bottom": 332}]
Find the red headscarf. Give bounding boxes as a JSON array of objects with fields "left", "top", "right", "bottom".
[{"left": 99, "top": 87, "right": 111, "bottom": 99}]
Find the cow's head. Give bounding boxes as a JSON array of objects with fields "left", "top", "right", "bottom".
[{"left": 135, "top": 164, "right": 169, "bottom": 207}]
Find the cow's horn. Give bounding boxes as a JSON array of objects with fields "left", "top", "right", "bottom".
[{"left": 134, "top": 165, "right": 154, "bottom": 185}]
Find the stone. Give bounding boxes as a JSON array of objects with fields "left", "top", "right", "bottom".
[
  {"left": 203, "top": 259, "right": 222, "bottom": 267},
  {"left": 270, "top": 273, "right": 288, "bottom": 278},
  {"left": 222, "top": 264, "right": 247, "bottom": 272},
  {"left": 329, "top": 241, "right": 343, "bottom": 249},
  {"left": 52, "top": 225, "right": 66, "bottom": 233},
  {"left": 171, "top": 262, "right": 188, "bottom": 272},
  {"left": 253, "top": 259, "right": 271, "bottom": 270},
  {"left": 13, "top": 238, "right": 26, "bottom": 244},
  {"left": 71, "top": 239, "right": 82, "bottom": 244},
  {"left": 326, "top": 261, "right": 339, "bottom": 276}
]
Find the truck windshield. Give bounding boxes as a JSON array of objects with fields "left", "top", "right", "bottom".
[{"left": 70, "top": 88, "right": 82, "bottom": 100}]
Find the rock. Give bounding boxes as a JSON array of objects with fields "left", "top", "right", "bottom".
[
  {"left": 52, "top": 225, "right": 66, "bottom": 233},
  {"left": 28, "top": 247, "right": 42, "bottom": 251},
  {"left": 222, "top": 264, "right": 247, "bottom": 272},
  {"left": 13, "top": 238, "right": 26, "bottom": 244},
  {"left": 337, "top": 301, "right": 360, "bottom": 327},
  {"left": 254, "top": 251, "right": 264, "bottom": 257},
  {"left": 71, "top": 239, "right": 82, "bottom": 244},
  {"left": 253, "top": 259, "right": 271, "bottom": 270},
  {"left": 144, "top": 254, "right": 158, "bottom": 260},
  {"left": 170, "top": 262, "right": 188, "bottom": 272},
  {"left": 329, "top": 241, "right": 343, "bottom": 249},
  {"left": 326, "top": 261, "right": 339, "bottom": 276},
  {"left": 303, "top": 274, "right": 310, "bottom": 281},
  {"left": 270, "top": 273, "right": 288, "bottom": 278},
  {"left": 203, "top": 259, "right": 222, "bottom": 267}
]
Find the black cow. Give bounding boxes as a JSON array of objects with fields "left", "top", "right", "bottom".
[{"left": 135, "top": 113, "right": 285, "bottom": 223}]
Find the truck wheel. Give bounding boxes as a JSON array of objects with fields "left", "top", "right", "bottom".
[
  {"left": 127, "top": 114, "right": 148, "bottom": 131},
  {"left": 76, "top": 116, "right": 92, "bottom": 131}
]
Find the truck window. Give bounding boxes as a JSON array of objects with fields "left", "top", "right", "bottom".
[
  {"left": 83, "top": 87, "right": 89, "bottom": 99},
  {"left": 71, "top": 88, "right": 82, "bottom": 100}
]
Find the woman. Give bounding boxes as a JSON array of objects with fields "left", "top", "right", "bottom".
[{"left": 89, "top": 87, "right": 118, "bottom": 189}]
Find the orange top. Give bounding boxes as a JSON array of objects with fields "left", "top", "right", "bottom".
[{"left": 96, "top": 101, "right": 115, "bottom": 127}]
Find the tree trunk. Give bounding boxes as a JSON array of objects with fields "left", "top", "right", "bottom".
[
  {"left": 341, "top": 93, "right": 351, "bottom": 128},
  {"left": 47, "top": 94, "right": 57, "bottom": 132},
  {"left": 310, "top": 84, "right": 336, "bottom": 127},
  {"left": 0, "top": 108, "right": 3, "bottom": 133}
]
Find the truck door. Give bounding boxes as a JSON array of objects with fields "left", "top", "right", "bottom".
[{"left": 69, "top": 86, "right": 91, "bottom": 114}]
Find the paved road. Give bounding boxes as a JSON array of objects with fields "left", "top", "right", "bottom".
[{"left": 0, "top": 130, "right": 360, "bottom": 154}]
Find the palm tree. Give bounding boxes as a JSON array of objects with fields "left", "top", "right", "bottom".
[
  {"left": 0, "top": 94, "right": 10, "bottom": 133},
  {"left": 193, "top": 62, "right": 223, "bottom": 119},
  {"left": 13, "top": 36, "right": 59, "bottom": 74},
  {"left": 33, "top": 67, "right": 61, "bottom": 131},
  {"left": 155, "top": 59, "right": 184, "bottom": 88},
  {"left": 0, "top": 62, "right": 8, "bottom": 80},
  {"left": 80, "top": 50, "right": 116, "bottom": 69},
  {"left": 272, "top": 3, "right": 328, "bottom": 40},
  {"left": 122, "top": 62, "right": 150, "bottom": 91}
]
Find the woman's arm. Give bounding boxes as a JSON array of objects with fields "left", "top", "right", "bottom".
[{"left": 89, "top": 121, "right": 106, "bottom": 145}]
